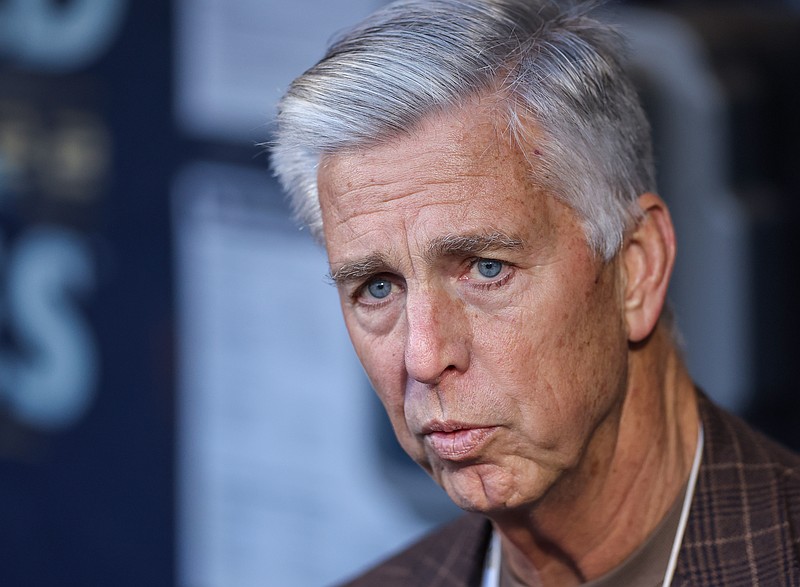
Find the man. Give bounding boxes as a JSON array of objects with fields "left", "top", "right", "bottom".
[{"left": 271, "top": 0, "right": 800, "bottom": 584}]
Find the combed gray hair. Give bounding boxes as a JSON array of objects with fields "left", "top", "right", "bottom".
[{"left": 271, "top": 0, "right": 655, "bottom": 260}]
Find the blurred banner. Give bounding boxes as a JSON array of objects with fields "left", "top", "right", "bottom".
[{"left": 0, "top": 1, "right": 174, "bottom": 586}]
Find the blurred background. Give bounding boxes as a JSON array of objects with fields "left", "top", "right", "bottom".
[{"left": 0, "top": 0, "right": 798, "bottom": 585}]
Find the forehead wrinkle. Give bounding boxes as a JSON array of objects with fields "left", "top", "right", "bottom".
[{"left": 329, "top": 178, "right": 472, "bottom": 228}]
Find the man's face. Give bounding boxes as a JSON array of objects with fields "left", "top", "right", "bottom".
[{"left": 318, "top": 102, "right": 631, "bottom": 514}]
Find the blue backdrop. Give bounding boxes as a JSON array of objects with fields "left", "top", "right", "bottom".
[{"left": 0, "top": 2, "right": 798, "bottom": 586}]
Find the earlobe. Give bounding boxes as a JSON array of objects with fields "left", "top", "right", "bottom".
[{"left": 622, "top": 193, "right": 676, "bottom": 343}]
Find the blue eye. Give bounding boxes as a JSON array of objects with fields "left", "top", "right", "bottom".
[
  {"left": 366, "top": 278, "right": 392, "bottom": 299},
  {"left": 476, "top": 259, "right": 503, "bottom": 278}
]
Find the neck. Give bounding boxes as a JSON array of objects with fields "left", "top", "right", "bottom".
[{"left": 492, "top": 323, "right": 700, "bottom": 586}]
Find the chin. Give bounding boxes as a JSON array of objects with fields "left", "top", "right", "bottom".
[{"left": 439, "top": 463, "right": 539, "bottom": 514}]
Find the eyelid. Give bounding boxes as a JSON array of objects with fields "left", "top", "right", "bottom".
[
  {"left": 462, "top": 257, "right": 514, "bottom": 287},
  {"left": 466, "top": 256, "right": 506, "bottom": 274},
  {"left": 352, "top": 273, "right": 404, "bottom": 307}
]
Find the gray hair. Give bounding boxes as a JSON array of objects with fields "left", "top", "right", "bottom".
[{"left": 271, "top": 0, "right": 655, "bottom": 260}]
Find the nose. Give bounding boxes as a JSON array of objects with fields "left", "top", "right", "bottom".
[{"left": 404, "top": 288, "right": 470, "bottom": 385}]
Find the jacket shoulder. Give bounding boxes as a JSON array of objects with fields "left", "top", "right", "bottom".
[
  {"left": 700, "top": 393, "right": 800, "bottom": 485},
  {"left": 675, "top": 394, "right": 800, "bottom": 585},
  {"left": 339, "top": 514, "right": 491, "bottom": 587}
]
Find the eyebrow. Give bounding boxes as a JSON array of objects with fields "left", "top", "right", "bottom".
[
  {"left": 328, "top": 254, "right": 392, "bottom": 286},
  {"left": 328, "top": 231, "right": 525, "bottom": 287},
  {"left": 423, "top": 231, "right": 525, "bottom": 262}
]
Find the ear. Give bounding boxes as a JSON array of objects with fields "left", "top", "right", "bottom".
[{"left": 622, "top": 193, "right": 676, "bottom": 343}]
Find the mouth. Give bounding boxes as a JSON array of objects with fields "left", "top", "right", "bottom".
[{"left": 421, "top": 421, "right": 497, "bottom": 462}]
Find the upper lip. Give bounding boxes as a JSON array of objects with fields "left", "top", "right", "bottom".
[{"left": 420, "top": 420, "right": 490, "bottom": 435}]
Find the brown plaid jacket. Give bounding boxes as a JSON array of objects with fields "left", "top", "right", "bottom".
[{"left": 341, "top": 395, "right": 800, "bottom": 586}]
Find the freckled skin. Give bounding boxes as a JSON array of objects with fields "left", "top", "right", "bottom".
[
  {"left": 319, "top": 101, "right": 628, "bottom": 512},
  {"left": 318, "top": 99, "right": 699, "bottom": 584}
]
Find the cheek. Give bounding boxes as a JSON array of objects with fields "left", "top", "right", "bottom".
[
  {"left": 345, "top": 316, "right": 443, "bottom": 469},
  {"left": 354, "top": 337, "right": 429, "bottom": 463},
  {"left": 538, "top": 270, "right": 627, "bottom": 426},
  {"left": 344, "top": 316, "right": 408, "bottom": 415},
  {"left": 484, "top": 266, "right": 626, "bottom": 436}
]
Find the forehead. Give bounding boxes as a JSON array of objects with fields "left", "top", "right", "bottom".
[
  {"left": 316, "top": 100, "right": 561, "bottom": 263},
  {"left": 320, "top": 100, "right": 525, "bottom": 185}
]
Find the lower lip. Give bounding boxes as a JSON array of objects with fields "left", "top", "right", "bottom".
[{"left": 425, "top": 427, "right": 496, "bottom": 461}]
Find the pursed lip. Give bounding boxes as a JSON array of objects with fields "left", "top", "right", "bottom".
[{"left": 421, "top": 421, "right": 497, "bottom": 461}]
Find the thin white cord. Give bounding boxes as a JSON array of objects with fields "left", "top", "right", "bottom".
[
  {"left": 481, "top": 528, "right": 502, "bottom": 587},
  {"left": 482, "top": 424, "right": 705, "bottom": 587},
  {"left": 662, "top": 423, "right": 704, "bottom": 586}
]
